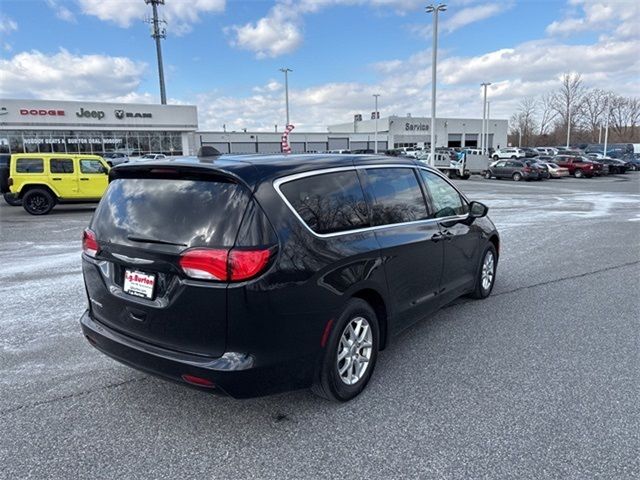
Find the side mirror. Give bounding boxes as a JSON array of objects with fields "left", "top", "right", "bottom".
[{"left": 469, "top": 201, "right": 488, "bottom": 218}]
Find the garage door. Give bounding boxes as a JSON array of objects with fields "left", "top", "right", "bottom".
[
  {"left": 258, "top": 142, "right": 282, "bottom": 154},
  {"left": 307, "top": 142, "right": 327, "bottom": 152},
  {"left": 230, "top": 142, "right": 256, "bottom": 154},
  {"left": 290, "top": 142, "right": 306, "bottom": 153},
  {"left": 328, "top": 138, "right": 349, "bottom": 150}
]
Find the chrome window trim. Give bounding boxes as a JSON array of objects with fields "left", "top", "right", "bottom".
[{"left": 272, "top": 163, "right": 470, "bottom": 239}]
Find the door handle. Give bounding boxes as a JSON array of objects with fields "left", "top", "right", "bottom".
[
  {"left": 430, "top": 233, "right": 443, "bottom": 242},
  {"left": 52, "top": 177, "right": 62, "bottom": 181},
  {"left": 80, "top": 178, "right": 90, "bottom": 181}
]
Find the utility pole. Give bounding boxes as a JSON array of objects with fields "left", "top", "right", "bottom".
[
  {"left": 373, "top": 94, "right": 380, "bottom": 154},
  {"left": 426, "top": 4, "right": 446, "bottom": 167},
  {"left": 145, "top": 0, "right": 167, "bottom": 104},
  {"left": 480, "top": 82, "right": 491, "bottom": 154},
  {"left": 280, "top": 68, "right": 292, "bottom": 126},
  {"left": 566, "top": 104, "right": 571, "bottom": 148},
  {"left": 486, "top": 101, "right": 491, "bottom": 151}
]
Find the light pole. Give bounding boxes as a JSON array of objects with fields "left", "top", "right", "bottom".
[
  {"left": 486, "top": 101, "right": 491, "bottom": 152},
  {"left": 426, "top": 3, "right": 446, "bottom": 167},
  {"left": 603, "top": 96, "right": 610, "bottom": 156},
  {"left": 279, "top": 67, "right": 292, "bottom": 126},
  {"left": 373, "top": 94, "right": 381, "bottom": 153},
  {"left": 145, "top": 0, "right": 167, "bottom": 104},
  {"left": 480, "top": 82, "right": 491, "bottom": 154}
]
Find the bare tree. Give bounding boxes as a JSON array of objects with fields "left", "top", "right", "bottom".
[
  {"left": 538, "top": 92, "right": 558, "bottom": 137},
  {"left": 552, "top": 73, "right": 585, "bottom": 145},
  {"left": 609, "top": 96, "right": 640, "bottom": 141},
  {"left": 580, "top": 89, "right": 610, "bottom": 142},
  {"left": 509, "top": 97, "right": 538, "bottom": 146}
]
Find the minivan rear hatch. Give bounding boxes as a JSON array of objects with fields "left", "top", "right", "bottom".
[{"left": 83, "top": 167, "right": 253, "bottom": 357}]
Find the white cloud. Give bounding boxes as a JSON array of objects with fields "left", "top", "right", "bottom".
[
  {"left": 77, "top": 0, "right": 225, "bottom": 34},
  {"left": 442, "top": 3, "right": 511, "bottom": 33},
  {"left": 546, "top": 0, "right": 639, "bottom": 38},
  {"left": 226, "top": 0, "right": 463, "bottom": 58},
  {"left": 0, "top": 49, "right": 148, "bottom": 101},
  {"left": 46, "top": 0, "right": 77, "bottom": 23},
  {"left": 227, "top": 4, "right": 303, "bottom": 58},
  {"left": 0, "top": 14, "right": 18, "bottom": 33}
]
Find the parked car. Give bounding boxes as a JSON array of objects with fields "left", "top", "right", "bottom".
[
  {"left": 492, "top": 148, "right": 526, "bottom": 161},
  {"left": 521, "top": 147, "right": 539, "bottom": 158},
  {"left": 540, "top": 162, "right": 569, "bottom": 178},
  {"left": 0, "top": 153, "right": 22, "bottom": 206},
  {"left": 8, "top": 153, "right": 110, "bottom": 214},
  {"left": 80, "top": 154, "right": 500, "bottom": 401},
  {"left": 139, "top": 153, "right": 167, "bottom": 161},
  {"left": 553, "top": 155, "right": 599, "bottom": 178},
  {"left": 484, "top": 159, "right": 541, "bottom": 181},
  {"left": 593, "top": 157, "right": 629, "bottom": 174},
  {"left": 535, "top": 147, "right": 558, "bottom": 156},
  {"left": 102, "top": 152, "right": 130, "bottom": 166}
]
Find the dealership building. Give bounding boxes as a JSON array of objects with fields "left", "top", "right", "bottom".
[
  {"left": 1, "top": 99, "right": 507, "bottom": 155},
  {"left": 195, "top": 115, "right": 508, "bottom": 154},
  {"left": 0, "top": 99, "right": 198, "bottom": 155}
]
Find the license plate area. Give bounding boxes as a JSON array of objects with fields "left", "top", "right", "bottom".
[{"left": 123, "top": 269, "right": 156, "bottom": 300}]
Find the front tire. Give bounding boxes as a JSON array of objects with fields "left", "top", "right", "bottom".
[
  {"left": 22, "top": 188, "right": 55, "bottom": 215},
  {"left": 312, "top": 298, "right": 379, "bottom": 402},
  {"left": 574, "top": 169, "right": 584, "bottom": 178},
  {"left": 512, "top": 172, "right": 522, "bottom": 182},
  {"left": 469, "top": 244, "right": 497, "bottom": 299},
  {"left": 484, "top": 170, "right": 492, "bottom": 179}
]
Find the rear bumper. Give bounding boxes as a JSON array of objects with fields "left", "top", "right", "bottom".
[{"left": 80, "top": 310, "right": 309, "bottom": 398}]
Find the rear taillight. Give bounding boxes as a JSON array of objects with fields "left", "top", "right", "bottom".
[
  {"left": 523, "top": 167, "right": 531, "bottom": 173},
  {"left": 82, "top": 229, "right": 99, "bottom": 258},
  {"left": 179, "top": 248, "right": 271, "bottom": 282}
]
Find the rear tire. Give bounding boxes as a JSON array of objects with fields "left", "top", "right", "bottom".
[
  {"left": 312, "top": 298, "right": 379, "bottom": 402},
  {"left": 512, "top": 172, "right": 522, "bottom": 182},
  {"left": 493, "top": 155, "right": 499, "bottom": 161},
  {"left": 484, "top": 171, "right": 492, "bottom": 179},
  {"left": 3, "top": 192, "right": 22, "bottom": 206},
  {"left": 469, "top": 244, "right": 497, "bottom": 299},
  {"left": 574, "top": 169, "right": 584, "bottom": 178},
  {"left": 22, "top": 188, "right": 55, "bottom": 215}
]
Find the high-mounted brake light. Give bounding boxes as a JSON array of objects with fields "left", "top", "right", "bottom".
[
  {"left": 179, "top": 248, "right": 271, "bottom": 282},
  {"left": 82, "top": 229, "right": 99, "bottom": 258}
]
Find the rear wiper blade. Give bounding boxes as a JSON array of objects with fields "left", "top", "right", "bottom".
[{"left": 127, "top": 235, "right": 187, "bottom": 247}]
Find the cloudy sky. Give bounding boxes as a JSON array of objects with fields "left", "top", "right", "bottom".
[{"left": 0, "top": 0, "right": 638, "bottom": 131}]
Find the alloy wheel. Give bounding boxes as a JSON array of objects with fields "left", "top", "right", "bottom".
[
  {"left": 336, "top": 316, "right": 373, "bottom": 386},
  {"left": 481, "top": 251, "right": 495, "bottom": 291}
]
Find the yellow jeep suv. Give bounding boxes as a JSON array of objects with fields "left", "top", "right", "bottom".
[{"left": 8, "top": 153, "right": 110, "bottom": 215}]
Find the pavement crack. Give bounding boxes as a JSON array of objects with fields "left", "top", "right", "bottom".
[{"left": 0, "top": 376, "right": 147, "bottom": 416}]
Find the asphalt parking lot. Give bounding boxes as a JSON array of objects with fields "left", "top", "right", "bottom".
[{"left": 1, "top": 173, "right": 639, "bottom": 479}]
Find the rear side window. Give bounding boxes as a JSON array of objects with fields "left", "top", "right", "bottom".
[
  {"left": 363, "top": 168, "right": 429, "bottom": 226},
  {"left": 16, "top": 158, "right": 44, "bottom": 173},
  {"left": 279, "top": 170, "right": 369, "bottom": 235},
  {"left": 421, "top": 170, "right": 469, "bottom": 218},
  {"left": 50, "top": 159, "right": 74, "bottom": 173},
  {"left": 80, "top": 159, "right": 105, "bottom": 174},
  {"left": 91, "top": 178, "right": 250, "bottom": 248}
]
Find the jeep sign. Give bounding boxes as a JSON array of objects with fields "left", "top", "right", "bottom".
[{"left": 76, "top": 107, "right": 105, "bottom": 120}]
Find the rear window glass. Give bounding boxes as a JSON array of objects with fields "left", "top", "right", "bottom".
[
  {"left": 50, "top": 159, "right": 74, "bottom": 173},
  {"left": 279, "top": 170, "right": 369, "bottom": 235},
  {"left": 80, "top": 159, "right": 106, "bottom": 173},
  {"left": 91, "top": 178, "right": 250, "bottom": 248},
  {"left": 16, "top": 158, "right": 44, "bottom": 173},
  {"left": 364, "top": 168, "right": 429, "bottom": 226}
]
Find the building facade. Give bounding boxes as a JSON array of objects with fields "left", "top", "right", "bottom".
[
  {"left": 328, "top": 115, "right": 509, "bottom": 150},
  {"left": 0, "top": 99, "right": 198, "bottom": 155}
]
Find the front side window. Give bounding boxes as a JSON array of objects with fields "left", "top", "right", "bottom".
[
  {"left": 363, "top": 168, "right": 429, "bottom": 226},
  {"left": 50, "top": 158, "right": 74, "bottom": 174},
  {"left": 420, "top": 170, "right": 469, "bottom": 218},
  {"left": 16, "top": 158, "right": 44, "bottom": 173},
  {"left": 80, "top": 159, "right": 106, "bottom": 174},
  {"left": 279, "top": 170, "right": 369, "bottom": 235}
]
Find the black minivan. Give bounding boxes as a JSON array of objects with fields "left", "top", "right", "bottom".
[{"left": 80, "top": 154, "right": 500, "bottom": 401}]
